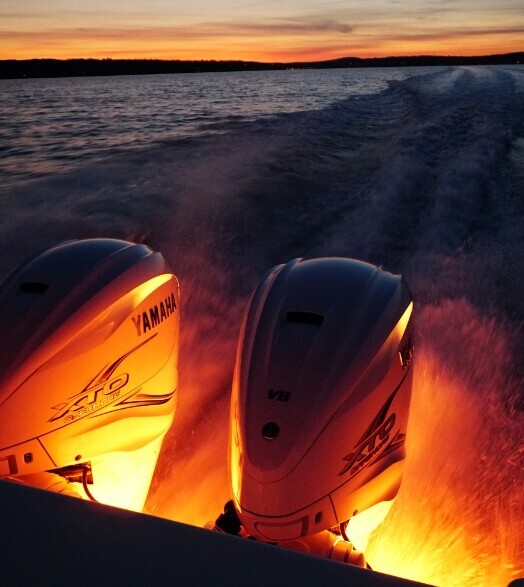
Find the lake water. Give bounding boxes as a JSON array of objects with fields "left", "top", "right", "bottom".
[
  {"left": 0, "top": 67, "right": 417, "bottom": 188},
  {"left": 1, "top": 65, "right": 523, "bottom": 586}
]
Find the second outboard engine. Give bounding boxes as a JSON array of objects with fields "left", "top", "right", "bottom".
[
  {"left": 0, "top": 239, "right": 180, "bottom": 512},
  {"left": 219, "top": 257, "right": 414, "bottom": 565}
]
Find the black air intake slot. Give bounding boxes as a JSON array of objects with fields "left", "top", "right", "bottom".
[
  {"left": 286, "top": 311, "right": 324, "bottom": 326},
  {"left": 19, "top": 282, "right": 49, "bottom": 293}
]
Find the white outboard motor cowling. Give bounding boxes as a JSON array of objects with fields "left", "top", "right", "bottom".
[
  {"left": 229, "top": 257, "right": 414, "bottom": 547},
  {"left": 0, "top": 239, "right": 180, "bottom": 512}
]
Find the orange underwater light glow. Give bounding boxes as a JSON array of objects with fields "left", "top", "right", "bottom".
[
  {"left": 149, "top": 296, "right": 523, "bottom": 586},
  {"left": 365, "top": 301, "right": 524, "bottom": 586}
]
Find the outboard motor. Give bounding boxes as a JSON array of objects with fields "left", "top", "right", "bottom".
[
  {"left": 0, "top": 239, "right": 180, "bottom": 512},
  {"left": 220, "top": 257, "right": 414, "bottom": 564}
]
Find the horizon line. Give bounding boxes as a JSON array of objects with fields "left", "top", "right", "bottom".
[{"left": 2, "top": 50, "right": 523, "bottom": 64}]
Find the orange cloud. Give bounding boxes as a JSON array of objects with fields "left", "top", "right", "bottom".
[{"left": 0, "top": 12, "right": 522, "bottom": 61}]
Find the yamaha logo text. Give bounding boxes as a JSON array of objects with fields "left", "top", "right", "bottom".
[{"left": 131, "top": 292, "right": 177, "bottom": 336}]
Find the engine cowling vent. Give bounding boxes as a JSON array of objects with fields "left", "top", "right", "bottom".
[
  {"left": 286, "top": 311, "right": 324, "bottom": 326},
  {"left": 19, "top": 282, "right": 49, "bottom": 294}
]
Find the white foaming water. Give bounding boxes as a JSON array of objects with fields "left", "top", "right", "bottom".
[{"left": 1, "top": 65, "right": 523, "bottom": 586}]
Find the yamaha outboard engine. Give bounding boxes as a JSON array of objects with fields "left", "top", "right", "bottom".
[
  {"left": 0, "top": 239, "right": 180, "bottom": 512},
  {"left": 223, "top": 257, "right": 414, "bottom": 564}
]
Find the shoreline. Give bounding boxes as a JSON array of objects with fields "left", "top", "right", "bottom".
[{"left": 1, "top": 52, "right": 522, "bottom": 80}]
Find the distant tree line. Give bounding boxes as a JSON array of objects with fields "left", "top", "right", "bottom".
[{"left": 0, "top": 53, "right": 522, "bottom": 80}]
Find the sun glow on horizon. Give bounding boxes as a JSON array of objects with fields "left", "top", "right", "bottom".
[{"left": 2, "top": 38, "right": 522, "bottom": 63}]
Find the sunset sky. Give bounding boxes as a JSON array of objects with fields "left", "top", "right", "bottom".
[{"left": 1, "top": 0, "right": 523, "bottom": 62}]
